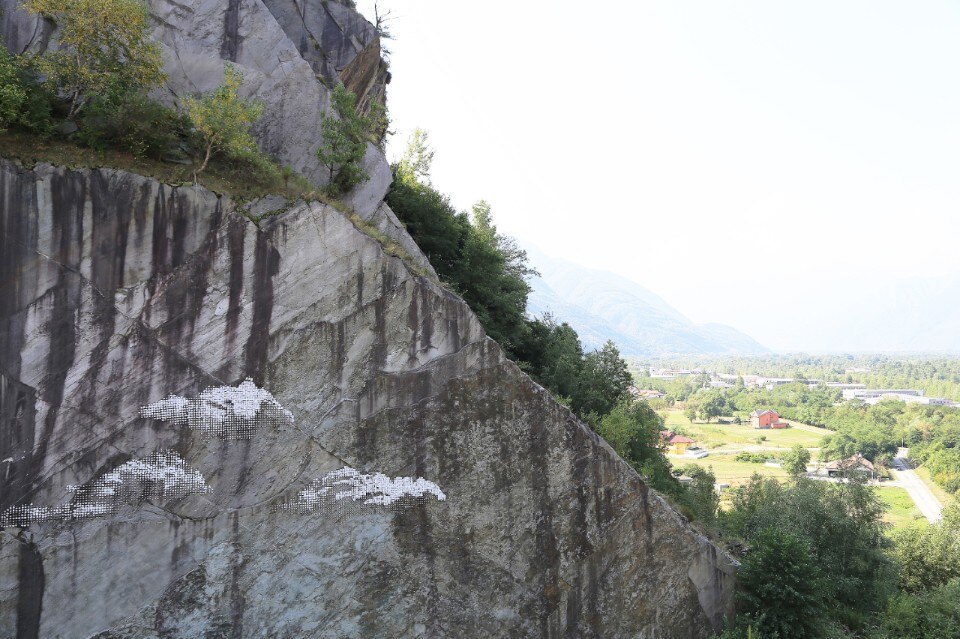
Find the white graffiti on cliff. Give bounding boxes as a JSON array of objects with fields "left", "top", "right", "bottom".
[
  {"left": 1, "top": 451, "right": 210, "bottom": 527},
  {"left": 277, "top": 466, "right": 446, "bottom": 515},
  {"left": 2, "top": 380, "right": 447, "bottom": 528},
  {"left": 140, "top": 378, "right": 294, "bottom": 439}
]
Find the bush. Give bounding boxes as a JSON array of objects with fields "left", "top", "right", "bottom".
[
  {"left": 873, "top": 579, "right": 960, "bottom": 639},
  {"left": 0, "top": 46, "right": 55, "bottom": 134},
  {"left": 0, "top": 47, "right": 26, "bottom": 131},
  {"left": 75, "top": 93, "right": 188, "bottom": 158},
  {"left": 735, "top": 452, "right": 771, "bottom": 464}
]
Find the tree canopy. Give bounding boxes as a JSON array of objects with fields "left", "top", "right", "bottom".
[{"left": 24, "top": 0, "right": 165, "bottom": 118}]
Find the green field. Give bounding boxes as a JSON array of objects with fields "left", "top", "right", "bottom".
[
  {"left": 667, "top": 452, "right": 789, "bottom": 485},
  {"left": 876, "top": 486, "right": 926, "bottom": 529},
  {"left": 663, "top": 409, "right": 829, "bottom": 452}
]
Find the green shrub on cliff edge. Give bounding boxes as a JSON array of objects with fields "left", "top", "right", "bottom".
[
  {"left": 0, "top": 47, "right": 27, "bottom": 131},
  {"left": 386, "top": 129, "right": 639, "bottom": 427}
]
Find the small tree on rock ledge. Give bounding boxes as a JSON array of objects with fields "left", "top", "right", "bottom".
[
  {"left": 317, "top": 84, "right": 370, "bottom": 197},
  {"left": 182, "top": 65, "right": 264, "bottom": 181}
]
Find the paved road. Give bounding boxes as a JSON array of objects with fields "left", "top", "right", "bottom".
[{"left": 891, "top": 447, "right": 943, "bottom": 523}]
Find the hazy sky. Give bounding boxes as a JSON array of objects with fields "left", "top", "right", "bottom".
[{"left": 356, "top": 0, "right": 960, "bottom": 351}]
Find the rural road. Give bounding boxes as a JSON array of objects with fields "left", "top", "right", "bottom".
[{"left": 891, "top": 447, "right": 943, "bottom": 523}]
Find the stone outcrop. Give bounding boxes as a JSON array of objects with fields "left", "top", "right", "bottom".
[
  {"left": 0, "top": 0, "right": 390, "bottom": 197},
  {"left": 0, "top": 158, "right": 735, "bottom": 638}
]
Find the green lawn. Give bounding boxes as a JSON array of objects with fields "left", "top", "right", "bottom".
[
  {"left": 663, "top": 409, "right": 829, "bottom": 452},
  {"left": 667, "top": 452, "right": 789, "bottom": 486},
  {"left": 876, "top": 486, "right": 926, "bottom": 530}
]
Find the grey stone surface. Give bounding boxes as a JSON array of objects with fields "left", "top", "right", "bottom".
[
  {"left": 0, "top": 159, "right": 736, "bottom": 638},
  {"left": 0, "top": 0, "right": 49, "bottom": 54}
]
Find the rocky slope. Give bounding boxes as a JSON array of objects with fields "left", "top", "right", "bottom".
[
  {"left": 1, "top": 0, "right": 735, "bottom": 636},
  {"left": 0, "top": 157, "right": 735, "bottom": 637}
]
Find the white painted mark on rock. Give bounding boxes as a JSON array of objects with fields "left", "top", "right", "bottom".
[
  {"left": 140, "top": 378, "right": 294, "bottom": 439},
  {"left": 1, "top": 451, "right": 210, "bottom": 527},
  {"left": 277, "top": 467, "right": 446, "bottom": 515}
]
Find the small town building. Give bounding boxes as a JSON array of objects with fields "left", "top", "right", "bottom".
[
  {"left": 826, "top": 453, "right": 875, "bottom": 479},
  {"left": 660, "top": 430, "right": 697, "bottom": 454},
  {"left": 750, "top": 409, "right": 790, "bottom": 429},
  {"left": 630, "top": 387, "right": 666, "bottom": 400}
]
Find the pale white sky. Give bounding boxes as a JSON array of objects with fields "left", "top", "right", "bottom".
[{"left": 357, "top": 0, "right": 960, "bottom": 351}]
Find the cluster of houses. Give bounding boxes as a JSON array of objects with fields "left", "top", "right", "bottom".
[{"left": 643, "top": 367, "right": 959, "bottom": 408}]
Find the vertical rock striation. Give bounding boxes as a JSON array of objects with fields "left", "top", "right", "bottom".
[{"left": 0, "top": 158, "right": 735, "bottom": 638}]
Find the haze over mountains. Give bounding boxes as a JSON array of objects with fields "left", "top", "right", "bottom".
[
  {"left": 522, "top": 241, "right": 960, "bottom": 356},
  {"left": 762, "top": 272, "right": 960, "bottom": 354},
  {"left": 522, "top": 243, "right": 768, "bottom": 357}
]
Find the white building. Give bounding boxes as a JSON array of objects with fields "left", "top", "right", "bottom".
[{"left": 842, "top": 388, "right": 923, "bottom": 401}]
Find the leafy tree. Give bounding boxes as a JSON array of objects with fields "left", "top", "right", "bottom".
[
  {"left": 514, "top": 315, "right": 583, "bottom": 400},
  {"left": 677, "top": 463, "right": 720, "bottom": 525},
  {"left": 0, "top": 45, "right": 26, "bottom": 130},
  {"left": 452, "top": 201, "right": 534, "bottom": 354},
  {"left": 571, "top": 340, "right": 632, "bottom": 418},
  {"left": 722, "top": 475, "right": 892, "bottom": 633},
  {"left": 697, "top": 390, "right": 728, "bottom": 422},
  {"left": 737, "top": 527, "right": 828, "bottom": 639},
  {"left": 596, "top": 401, "right": 690, "bottom": 506},
  {"left": 23, "top": 0, "right": 165, "bottom": 118},
  {"left": 317, "top": 83, "right": 370, "bottom": 196},
  {"left": 782, "top": 443, "right": 812, "bottom": 476},
  {"left": 182, "top": 65, "right": 264, "bottom": 179},
  {"left": 386, "top": 164, "right": 470, "bottom": 279},
  {"left": 891, "top": 519, "right": 960, "bottom": 594},
  {"left": 396, "top": 127, "right": 434, "bottom": 183}
]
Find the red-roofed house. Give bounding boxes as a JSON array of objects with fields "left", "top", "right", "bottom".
[
  {"left": 660, "top": 430, "right": 696, "bottom": 454},
  {"left": 750, "top": 409, "right": 790, "bottom": 429}
]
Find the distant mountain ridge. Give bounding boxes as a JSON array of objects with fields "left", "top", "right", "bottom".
[{"left": 522, "top": 243, "right": 768, "bottom": 357}]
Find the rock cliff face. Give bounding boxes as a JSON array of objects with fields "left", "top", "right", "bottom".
[
  {"left": 1, "top": 0, "right": 736, "bottom": 635},
  {"left": 0, "top": 158, "right": 736, "bottom": 637}
]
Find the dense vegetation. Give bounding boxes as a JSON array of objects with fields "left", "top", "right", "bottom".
[
  {"left": 714, "top": 479, "right": 960, "bottom": 638},
  {"left": 384, "top": 130, "right": 730, "bottom": 527}
]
